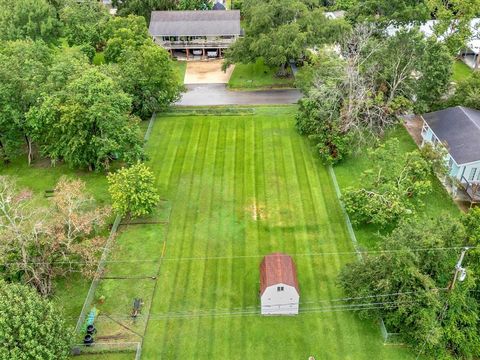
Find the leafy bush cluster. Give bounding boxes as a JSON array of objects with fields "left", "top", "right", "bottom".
[
  {"left": 339, "top": 215, "right": 480, "bottom": 359},
  {"left": 342, "top": 139, "right": 435, "bottom": 227},
  {"left": 0, "top": 280, "right": 72, "bottom": 360},
  {"left": 108, "top": 163, "right": 160, "bottom": 218}
]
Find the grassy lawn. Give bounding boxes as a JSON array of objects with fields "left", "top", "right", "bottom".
[
  {"left": 135, "top": 106, "right": 414, "bottom": 359},
  {"left": 334, "top": 125, "right": 459, "bottom": 250},
  {"left": 452, "top": 60, "right": 472, "bottom": 82},
  {"left": 173, "top": 60, "right": 187, "bottom": 84},
  {"left": 228, "top": 58, "right": 295, "bottom": 90}
]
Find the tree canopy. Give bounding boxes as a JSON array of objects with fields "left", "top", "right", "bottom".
[
  {"left": 224, "top": 0, "right": 350, "bottom": 75},
  {"left": 0, "top": 39, "right": 51, "bottom": 164},
  {"left": 448, "top": 72, "right": 480, "bottom": 110},
  {"left": 0, "top": 0, "right": 62, "bottom": 43},
  {"left": 0, "top": 176, "right": 110, "bottom": 295},
  {"left": 296, "top": 26, "right": 452, "bottom": 163},
  {"left": 339, "top": 216, "right": 480, "bottom": 358},
  {"left": 0, "top": 280, "right": 72, "bottom": 359},
  {"left": 60, "top": 0, "right": 110, "bottom": 49},
  {"left": 108, "top": 163, "right": 160, "bottom": 218},
  {"left": 115, "top": 44, "right": 183, "bottom": 118},
  {"left": 103, "top": 14, "right": 150, "bottom": 62},
  {"left": 27, "top": 68, "right": 145, "bottom": 170},
  {"left": 112, "top": 0, "right": 177, "bottom": 21}
]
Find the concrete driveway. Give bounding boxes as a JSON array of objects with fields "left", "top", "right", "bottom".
[
  {"left": 184, "top": 60, "right": 235, "bottom": 84},
  {"left": 176, "top": 84, "right": 302, "bottom": 106}
]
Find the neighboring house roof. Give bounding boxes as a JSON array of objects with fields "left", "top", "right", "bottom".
[
  {"left": 422, "top": 106, "right": 480, "bottom": 165},
  {"left": 260, "top": 253, "right": 299, "bottom": 295},
  {"left": 149, "top": 10, "right": 241, "bottom": 37},
  {"left": 212, "top": 2, "right": 226, "bottom": 10}
]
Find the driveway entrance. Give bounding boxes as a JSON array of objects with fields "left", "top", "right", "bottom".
[
  {"left": 176, "top": 84, "right": 302, "bottom": 106},
  {"left": 184, "top": 60, "right": 235, "bottom": 84}
]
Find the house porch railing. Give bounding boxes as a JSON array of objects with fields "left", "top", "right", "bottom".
[
  {"left": 154, "top": 38, "right": 236, "bottom": 49},
  {"left": 459, "top": 176, "right": 480, "bottom": 203}
]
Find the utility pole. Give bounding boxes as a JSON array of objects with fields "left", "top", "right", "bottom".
[
  {"left": 416, "top": 246, "right": 471, "bottom": 360},
  {"left": 448, "top": 247, "right": 470, "bottom": 291}
]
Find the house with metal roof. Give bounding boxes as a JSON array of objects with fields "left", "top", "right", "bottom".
[
  {"left": 260, "top": 253, "right": 300, "bottom": 315},
  {"left": 148, "top": 10, "right": 241, "bottom": 59},
  {"left": 421, "top": 106, "right": 480, "bottom": 204}
]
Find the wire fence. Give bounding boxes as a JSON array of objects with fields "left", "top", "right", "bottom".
[
  {"left": 379, "top": 318, "right": 404, "bottom": 345},
  {"left": 74, "top": 112, "right": 157, "bottom": 341},
  {"left": 71, "top": 342, "right": 141, "bottom": 359},
  {"left": 75, "top": 214, "right": 122, "bottom": 333},
  {"left": 328, "top": 165, "right": 403, "bottom": 345}
]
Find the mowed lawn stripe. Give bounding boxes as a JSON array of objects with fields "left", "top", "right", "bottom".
[
  {"left": 175, "top": 118, "right": 212, "bottom": 357},
  {"left": 230, "top": 117, "right": 247, "bottom": 358},
  {"left": 279, "top": 120, "right": 327, "bottom": 354},
  {"left": 295, "top": 132, "right": 351, "bottom": 356},
  {"left": 193, "top": 118, "right": 221, "bottom": 358},
  {"left": 213, "top": 119, "right": 236, "bottom": 359},
  {"left": 151, "top": 118, "right": 202, "bottom": 356},
  {"left": 141, "top": 108, "right": 414, "bottom": 360}
]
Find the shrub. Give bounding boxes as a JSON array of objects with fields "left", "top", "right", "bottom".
[{"left": 108, "top": 163, "right": 160, "bottom": 218}]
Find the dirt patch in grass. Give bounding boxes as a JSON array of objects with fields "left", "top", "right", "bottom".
[{"left": 184, "top": 60, "right": 235, "bottom": 84}]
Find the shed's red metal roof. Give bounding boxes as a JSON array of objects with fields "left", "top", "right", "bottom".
[{"left": 260, "top": 253, "right": 299, "bottom": 295}]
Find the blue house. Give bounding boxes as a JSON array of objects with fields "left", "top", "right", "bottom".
[{"left": 421, "top": 106, "right": 480, "bottom": 204}]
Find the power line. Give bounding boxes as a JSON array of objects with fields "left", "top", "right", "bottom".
[
  {"left": 90, "top": 300, "right": 417, "bottom": 321},
  {"left": 1, "top": 247, "right": 472, "bottom": 266}
]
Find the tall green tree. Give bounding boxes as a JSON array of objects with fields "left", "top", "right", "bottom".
[
  {"left": 0, "top": 0, "right": 62, "bottom": 43},
  {"left": 414, "top": 38, "right": 452, "bottom": 112},
  {"left": 429, "top": 0, "right": 480, "bottom": 54},
  {"left": 27, "top": 68, "right": 145, "bottom": 170},
  {"left": 60, "top": 0, "right": 110, "bottom": 49},
  {"left": 45, "top": 47, "right": 90, "bottom": 93},
  {"left": 0, "top": 280, "right": 72, "bottom": 359},
  {"left": 177, "top": 0, "right": 212, "bottom": 10},
  {"left": 0, "top": 40, "right": 51, "bottom": 164},
  {"left": 448, "top": 72, "right": 480, "bottom": 110},
  {"left": 112, "top": 0, "right": 177, "bottom": 22},
  {"left": 224, "top": 0, "right": 350, "bottom": 75},
  {"left": 103, "top": 14, "right": 149, "bottom": 63},
  {"left": 116, "top": 44, "right": 183, "bottom": 119},
  {"left": 347, "top": 0, "right": 430, "bottom": 25}
]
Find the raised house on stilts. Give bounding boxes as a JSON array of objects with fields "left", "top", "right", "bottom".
[{"left": 148, "top": 10, "right": 241, "bottom": 60}]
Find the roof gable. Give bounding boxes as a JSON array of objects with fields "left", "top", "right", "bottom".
[
  {"left": 422, "top": 106, "right": 480, "bottom": 165},
  {"left": 260, "top": 253, "right": 299, "bottom": 296},
  {"left": 149, "top": 10, "right": 241, "bottom": 37}
]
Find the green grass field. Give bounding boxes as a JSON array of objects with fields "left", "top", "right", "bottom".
[
  {"left": 228, "top": 59, "right": 295, "bottom": 90},
  {"left": 135, "top": 106, "right": 414, "bottom": 359},
  {"left": 334, "top": 126, "right": 459, "bottom": 250},
  {"left": 452, "top": 60, "right": 472, "bottom": 83},
  {"left": 173, "top": 60, "right": 187, "bottom": 84}
]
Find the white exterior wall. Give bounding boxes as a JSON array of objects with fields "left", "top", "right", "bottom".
[{"left": 261, "top": 283, "right": 299, "bottom": 315}]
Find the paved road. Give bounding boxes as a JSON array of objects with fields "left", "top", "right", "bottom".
[{"left": 176, "top": 84, "right": 302, "bottom": 106}]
